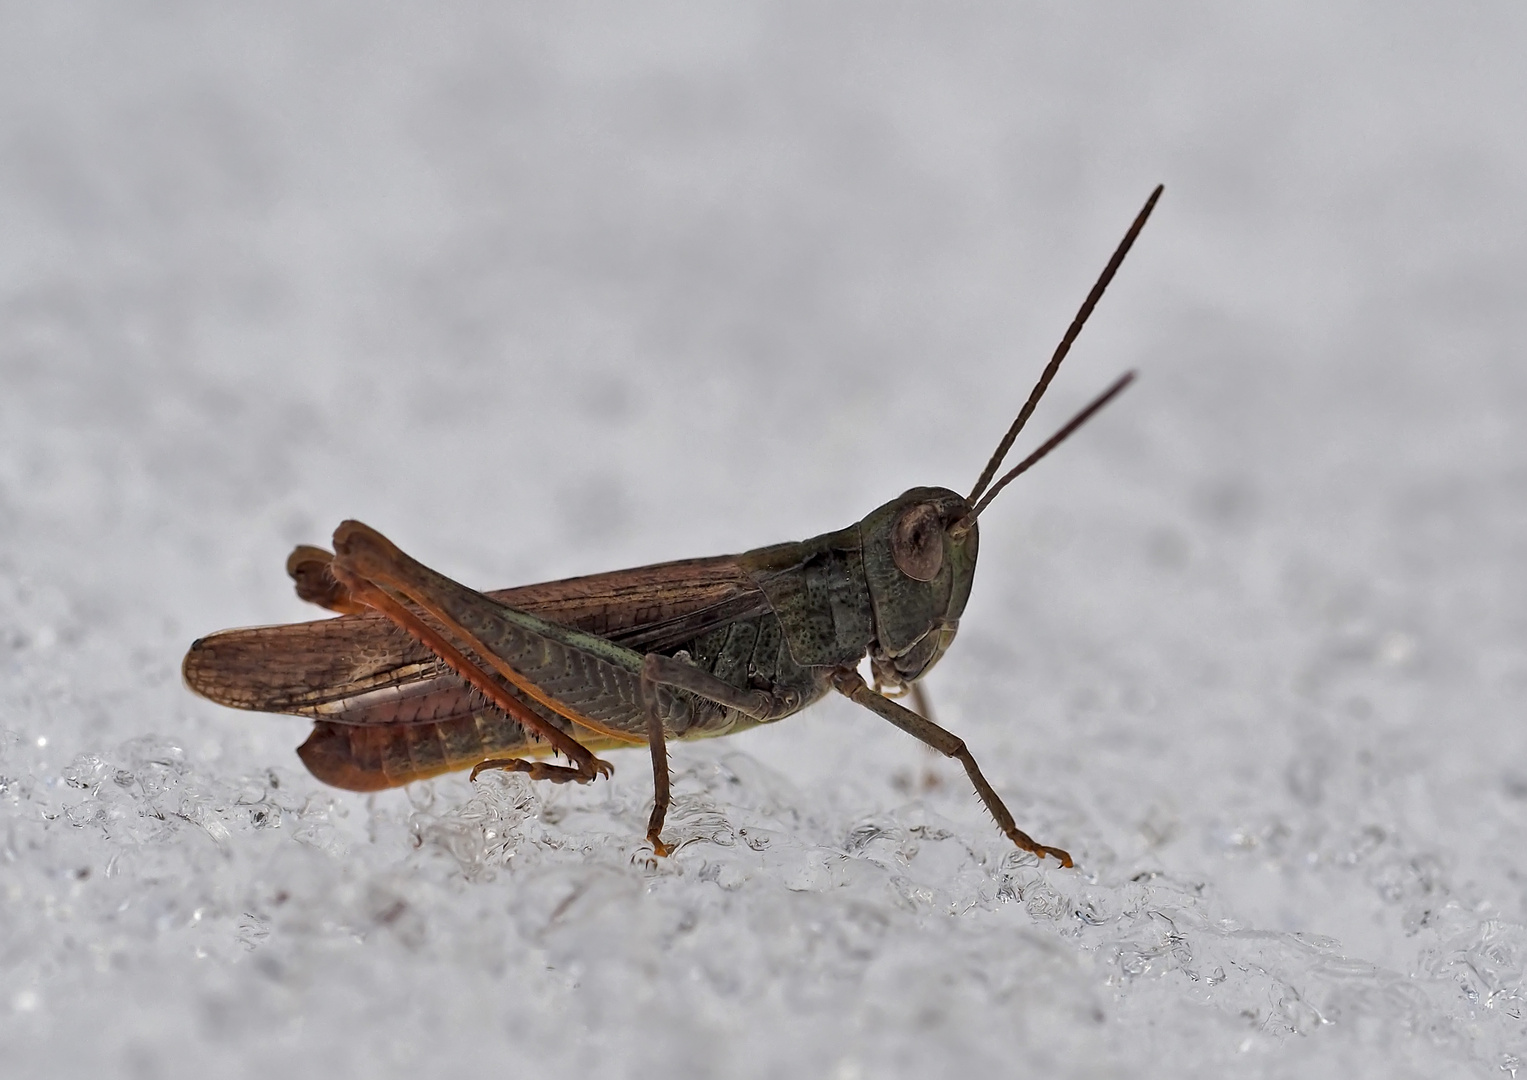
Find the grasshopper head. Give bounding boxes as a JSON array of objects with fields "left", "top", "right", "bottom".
[
  {"left": 860, "top": 486, "right": 978, "bottom": 689},
  {"left": 858, "top": 186, "right": 1160, "bottom": 693},
  {"left": 861, "top": 362, "right": 1138, "bottom": 691}
]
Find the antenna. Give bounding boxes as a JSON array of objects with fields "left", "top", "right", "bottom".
[
  {"left": 966, "top": 184, "right": 1163, "bottom": 506},
  {"left": 952, "top": 371, "right": 1135, "bottom": 535}
]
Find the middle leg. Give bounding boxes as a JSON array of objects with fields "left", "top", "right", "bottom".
[{"left": 638, "top": 652, "right": 806, "bottom": 855}]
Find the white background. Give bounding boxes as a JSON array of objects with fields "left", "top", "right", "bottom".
[{"left": 2, "top": 4, "right": 1526, "bottom": 1077}]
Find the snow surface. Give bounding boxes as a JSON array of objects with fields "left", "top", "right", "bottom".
[{"left": 3, "top": 4, "right": 1527, "bottom": 1077}]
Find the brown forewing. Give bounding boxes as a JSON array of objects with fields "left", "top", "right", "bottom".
[{"left": 182, "top": 554, "right": 772, "bottom": 725}]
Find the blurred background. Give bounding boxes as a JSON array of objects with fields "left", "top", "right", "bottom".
[{"left": 2, "top": 3, "right": 1525, "bottom": 1077}]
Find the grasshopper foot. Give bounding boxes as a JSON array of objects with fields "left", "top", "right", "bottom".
[
  {"left": 647, "top": 832, "right": 671, "bottom": 858},
  {"left": 1008, "top": 828, "right": 1073, "bottom": 868},
  {"left": 470, "top": 757, "right": 611, "bottom": 785}
]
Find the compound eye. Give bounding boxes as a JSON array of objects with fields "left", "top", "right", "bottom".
[{"left": 890, "top": 503, "right": 944, "bottom": 582}]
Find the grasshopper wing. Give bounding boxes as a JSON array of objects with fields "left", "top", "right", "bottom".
[
  {"left": 184, "top": 553, "right": 777, "bottom": 790},
  {"left": 183, "top": 554, "right": 772, "bottom": 725}
]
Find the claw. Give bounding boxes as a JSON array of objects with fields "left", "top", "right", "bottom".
[
  {"left": 1020, "top": 838, "right": 1073, "bottom": 869},
  {"left": 1042, "top": 845, "right": 1074, "bottom": 869},
  {"left": 470, "top": 756, "right": 608, "bottom": 785},
  {"left": 1005, "top": 826, "right": 1073, "bottom": 869}
]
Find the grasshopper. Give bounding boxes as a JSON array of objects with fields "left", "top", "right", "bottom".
[{"left": 183, "top": 186, "right": 1162, "bottom": 866}]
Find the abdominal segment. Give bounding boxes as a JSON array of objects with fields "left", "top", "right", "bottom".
[{"left": 297, "top": 712, "right": 634, "bottom": 791}]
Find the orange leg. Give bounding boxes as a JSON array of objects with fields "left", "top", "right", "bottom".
[{"left": 831, "top": 668, "right": 1072, "bottom": 868}]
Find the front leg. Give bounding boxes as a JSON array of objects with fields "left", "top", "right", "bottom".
[
  {"left": 831, "top": 668, "right": 1072, "bottom": 868},
  {"left": 639, "top": 653, "right": 804, "bottom": 856}
]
